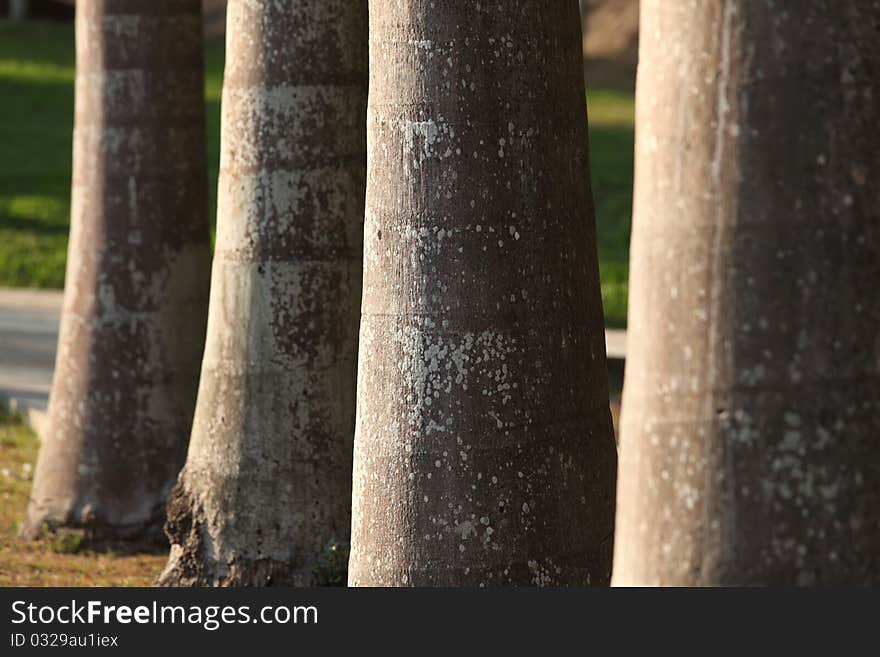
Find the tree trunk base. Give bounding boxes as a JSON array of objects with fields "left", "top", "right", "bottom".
[
  {"left": 18, "top": 508, "right": 167, "bottom": 552},
  {"left": 158, "top": 481, "right": 339, "bottom": 587},
  {"left": 158, "top": 553, "right": 304, "bottom": 587}
]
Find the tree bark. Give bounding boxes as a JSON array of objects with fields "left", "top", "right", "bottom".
[
  {"left": 348, "top": 1, "right": 617, "bottom": 587},
  {"left": 21, "top": 0, "right": 211, "bottom": 542},
  {"left": 614, "top": 0, "right": 880, "bottom": 585},
  {"left": 158, "top": 0, "right": 367, "bottom": 586},
  {"left": 9, "top": 0, "right": 29, "bottom": 22}
]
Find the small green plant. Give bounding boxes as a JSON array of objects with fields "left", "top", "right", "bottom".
[
  {"left": 313, "top": 540, "right": 349, "bottom": 587},
  {"left": 0, "top": 399, "right": 24, "bottom": 426},
  {"left": 49, "top": 530, "right": 85, "bottom": 555}
]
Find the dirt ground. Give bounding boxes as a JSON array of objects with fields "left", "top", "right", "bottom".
[{"left": 0, "top": 409, "right": 166, "bottom": 586}]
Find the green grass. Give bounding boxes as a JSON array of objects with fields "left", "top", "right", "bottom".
[
  {"left": 587, "top": 90, "right": 634, "bottom": 327},
  {"left": 0, "top": 20, "right": 224, "bottom": 290},
  {"left": 0, "top": 20, "right": 633, "bottom": 327}
]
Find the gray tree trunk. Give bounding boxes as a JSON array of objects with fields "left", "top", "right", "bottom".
[
  {"left": 348, "top": 0, "right": 617, "bottom": 587},
  {"left": 614, "top": 0, "right": 880, "bottom": 585},
  {"left": 158, "top": 0, "right": 367, "bottom": 586},
  {"left": 21, "top": 1, "right": 211, "bottom": 541},
  {"left": 9, "top": 0, "right": 28, "bottom": 22}
]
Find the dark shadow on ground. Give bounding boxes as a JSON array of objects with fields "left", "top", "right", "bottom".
[{"left": 584, "top": 56, "right": 638, "bottom": 94}]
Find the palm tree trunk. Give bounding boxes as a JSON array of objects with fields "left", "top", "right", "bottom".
[
  {"left": 21, "top": 0, "right": 211, "bottom": 541},
  {"left": 348, "top": 0, "right": 617, "bottom": 586},
  {"left": 9, "top": 0, "right": 28, "bottom": 22},
  {"left": 614, "top": 0, "right": 880, "bottom": 585},
  {"left": 158, "top": 0, "right": 368, "bottom": 586}
]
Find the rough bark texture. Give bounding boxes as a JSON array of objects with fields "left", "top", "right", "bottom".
[
  {"left": 159, "top": 0, "right": 367, "bottom": 586},
  {"left": 348, "top": 1, "right": 617, "bottom": 587},
  {"left": 614, "top": 0, "right": 880, "bottom": 585},
  {"left": 21, "top": 0, "right": 211, "bottom": 541}
]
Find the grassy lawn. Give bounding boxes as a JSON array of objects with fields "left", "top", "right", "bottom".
[
  {"left": 587, "top": 90, "right": 634, "bottom": 328},
  {"left": 0, "top": 20, "right": 633, "bottom": 327},
  {"left": 0, "top": 403, "right": 166, "bottom": 586}
]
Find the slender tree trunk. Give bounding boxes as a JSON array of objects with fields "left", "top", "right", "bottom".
[
  {"left": 21, "top": 1, "right": 211, "bottom": 541},
  {"left": 159, "top": 0, "right": 367, "bottom": 586},
  {"left": 9, "top": 0, "right": 29, "bottom": 22},
  {"left": 348, "top": 1, "right": 617, "bottom": 587},
  {"left": 614, "top": 0, "right": 880, "bottom": 585}
]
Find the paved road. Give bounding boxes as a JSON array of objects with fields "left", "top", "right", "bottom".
[
  {"left": 605, "top": 329, "right": 626, "bottom": 361},
  {"left": 0, "top": 287, "right": 626, "bottom": 435},
  {"left": 0, "top": 288, "right": 61, "bottom": 434}
]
